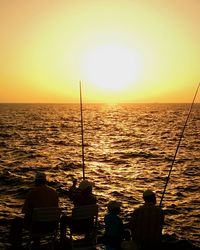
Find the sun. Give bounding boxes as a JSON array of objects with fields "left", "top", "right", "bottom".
[{"left": 83, "top": 44, "right": 141, "bottom": 91}]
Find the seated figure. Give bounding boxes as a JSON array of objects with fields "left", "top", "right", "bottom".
[
  {"left": 103, "top": 200, "right": 124, "bottom": 250},
  {"left": 128, "top": 190, "right": 164, "bottom": 250},
  {"left": 9, "top": 171, "right": 59, "bottom": 248},
  {"left": 60, "top": 179, "right": 97, "bottom": 242}
]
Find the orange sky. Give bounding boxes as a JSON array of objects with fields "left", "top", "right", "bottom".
[{"left": 0, "top": 0, "right": 200, "bottom": 103}]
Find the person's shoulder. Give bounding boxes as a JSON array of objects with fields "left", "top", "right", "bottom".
[
  {"left": 155, "top": 205, "right": 164, "bottom": 216},
  {"left": 116, "top": 214, "right": 123, "bottom": 223},
  {"left": 43, "top": 184, "right": 58, "bottom": 194},
  {"left": 133, "top": 205, "right": 142, "bottom": 213},
  {"left": 131, "top": 205, "right": 146, "bottom": 217},
  {"left": 86, "top": 193, "right": 97, "bottom": 203},
  {"left": 26, "top": 186, "right": 38, "bottom": 196},
  {"left": 104, "top": 212, "right": 114, "bottom": 223},
  {"left": 104, "top": 213, "right": 109, "bottom": 220}
]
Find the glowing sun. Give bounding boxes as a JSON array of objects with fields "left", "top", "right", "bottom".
[{"left": 83, "top": 44, "right": 141, "bottom": 91}]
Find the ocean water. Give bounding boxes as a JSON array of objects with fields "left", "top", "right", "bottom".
[{"left": 0, "top": 103, "right": 199, "bottom": 247}]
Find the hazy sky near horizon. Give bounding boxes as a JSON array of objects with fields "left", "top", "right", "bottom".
[{"left": 1, "top": 0, "right": 200, "bottom": 103}]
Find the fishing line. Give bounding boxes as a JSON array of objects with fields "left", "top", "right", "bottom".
[
  {"left": 79, "top": 81, "right": 85, "bottom": 180},
  {"left": 160, "top": 82, "right": 200, "bottom": 206}
]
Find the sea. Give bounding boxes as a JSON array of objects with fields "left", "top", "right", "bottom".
[{"left": 0, "top": 103, "right": 199, "bottom": 248}]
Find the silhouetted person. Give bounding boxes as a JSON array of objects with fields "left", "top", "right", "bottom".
[
  {"left": 103, "top": 200, "right": 124, "bottom": 250},
  {"left": 9, "top": 172, "right": 59, "bottom": 249},
  {"left": 128, "top": 190, "right": 164, "bottom": 250},
  {"left": 60, "top": 179, "right": 97, "bottom": 243},
  {"left": 71, "top": 179, "right": 97, "bottom": 206}
]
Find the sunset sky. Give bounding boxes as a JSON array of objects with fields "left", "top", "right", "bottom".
[{"left": 0, "top": 0, "right": 200, "bottom": 103}]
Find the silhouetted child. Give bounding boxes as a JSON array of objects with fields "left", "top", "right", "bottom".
[{"left": 104, "top": 200, "right": 124, "bottom": 250}]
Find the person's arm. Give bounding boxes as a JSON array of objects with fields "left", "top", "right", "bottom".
[{"left": 68, "top": 179, "right": 78, "bottom": 200}]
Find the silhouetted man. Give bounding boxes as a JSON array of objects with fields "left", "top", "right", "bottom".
[
  {"left": 129, "top": 190, "right": 164, "bottom": 250},
  {"left": 9, "top": 171, "right": 59, "bottom": 249}
]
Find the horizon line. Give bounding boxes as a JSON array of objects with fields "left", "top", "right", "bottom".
[{"left": 0, "top": 102, "right": 200, "bottom": 104}]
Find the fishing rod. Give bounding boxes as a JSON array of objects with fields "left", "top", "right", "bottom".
[
  {"left": 79, "top": 81, "right": 85, "bottom": 180},
  {"left": 160, "top": 82, "right": 200, "bottom": 206}
]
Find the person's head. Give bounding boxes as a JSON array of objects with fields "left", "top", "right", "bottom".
[
  {"left": 107, "top": 200, "right": 121, "bottom": 214},
  {"left": 79, "top": 180, "right": 93, "bottom": 194},
  {"left": 35, "top": 171, "right": 46, "bottom": 185},
  {"left": 143, "top": 189, "right": 156, "bottom": 204}
]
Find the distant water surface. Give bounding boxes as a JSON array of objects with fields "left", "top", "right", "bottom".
[{"left": 0, "top": 103, "right": 199, "bottom": 247}]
